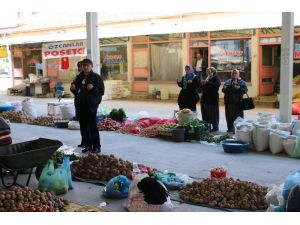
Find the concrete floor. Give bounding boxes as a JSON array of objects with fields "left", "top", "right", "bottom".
[{"left": 1, "top": 94, "right": 299, "bottom": 212}]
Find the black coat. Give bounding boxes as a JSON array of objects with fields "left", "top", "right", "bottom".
[
  {"left": 71, "top": 70, "right": 105, "bottom": 113},
  {"left": 200, "top": 75, "right": 221, "bottom": 105},
  {"left": 177, "top": 75, "right": 200, "bottom": 107}
]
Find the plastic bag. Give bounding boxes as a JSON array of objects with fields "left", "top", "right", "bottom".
[
  {"left": 38, "top": 160, "right": 68, "bottom": 195},
  {"left": 292, "top": 130, "right": 300, "bottom": 158},
  {"left": 252, "top": 123, "right": 270, "bottom": 152},
  {"left": 102, "top": 175, "right": 131, "bottom": 199},
  {"left": 269, "top": 130, "right": 289, "bottom": 154},
  {"left": 63, "top": 156, "right": 73, "bottom": 190},
  {"left": 22, "top": 98, "right": 37, "bottom": 119},
  {"left": 282, "top": 171, "right": 300, "bottom": 200},
  {"left": 287, "top": 184, "right": 300, "bottom": 212},
  {"left": 266, "top": 184, "right": 284, "bottom": 206},
  {"left": 60, "top": 105, "right": 75, "bottom": 120},
  {"left": 283, "top": 135, "right": 297, "bottom": 156}
]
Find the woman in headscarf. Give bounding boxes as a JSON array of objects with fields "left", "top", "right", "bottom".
[
  {"left": 200, "top": 67, "right": 221, "bottom": 132},
  {"left": 222, "top": 69, "right": 248, "bottom": 133},
  {"left": 177, "top": 65, "right": 200, "bottom": 111}
]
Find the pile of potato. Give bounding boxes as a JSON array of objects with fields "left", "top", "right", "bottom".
[
  {"left": 0, "top": 111, "right": 28, "bottom": 123},
  {"left": 72, "top": 154, "right": 155, "bottom": 181},
  {"left": 27, "top": 116, "right": 55, "bottom": 127},
  {"left": 72, "top": 154, "right": 133, "bottom": 180},
  {"left": 179, "top": 178, "right": 268, "bottom": 210},
  {"left": 0, "top": 186, "right": 69, "bottom": 212}
]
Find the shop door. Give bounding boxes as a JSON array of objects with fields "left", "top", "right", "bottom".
[
  {"left": 259, "top": 45, "right": 280, "bottom": 95},
  {"left": 46, "top": 58, "right": 59, "bottom": 90},
  {"left": 12, "top": 56, "right": 23, "bottom": 86},
  {"left": 190, "top": 47, "right": 209, "bottom": 67},
  {"left": 132, "top": 48, "right": 149, "bottom": 92}
]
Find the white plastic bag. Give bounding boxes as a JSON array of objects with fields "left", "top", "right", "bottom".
[
  {"left": 283, "top": 135, "right": 297, "bottom": 156},
  {"left": 235, "top": 122, "right": 254, "bottom": 150},
  {"left": 68, "top": 121, "right": 80, "bottom": 130},
  {"left": 252, "top": 123, "right": 270, "bottom": 152},
  {"left": 269, "top": 130, "right": 289, "bottom": 154},
  {"left": 60, "top": 105, "right": 75, "bottom": 120},
  {"left": 10, "top": 101, "right": 22, "bottom": 112},
  {"left": 266, "top": 184, "right": 284, "bottom": 206},
  {"left": 22, "top": 98, "right": 37, "bottom": 119}
]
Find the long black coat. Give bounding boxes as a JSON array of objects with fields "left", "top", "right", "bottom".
[
  {"left": 200, "top": 75, "right": 221, "bottom": 105},
  {"left": 177, "top": 75, "right": 200, "bottom": 109},
  {"left": 70, "top": 70, "right": 105, "bottom": 113}
]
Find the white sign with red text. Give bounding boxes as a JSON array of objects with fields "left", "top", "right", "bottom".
[{"left": 42, "top": 40, "right": 87, "bottom": 59}]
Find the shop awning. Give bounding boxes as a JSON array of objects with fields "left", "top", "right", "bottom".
[{"left": 1, "top": 12, "right": 300, "bottom": 45}]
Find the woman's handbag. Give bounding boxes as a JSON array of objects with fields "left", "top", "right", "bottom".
[{"left": 241, "top": 94, "right": 255, "bottom": 110}]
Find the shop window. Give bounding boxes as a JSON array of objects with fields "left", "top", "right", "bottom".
[
  {"left": 133, "top": 44, "right": 148, "bottom": 49},
  {"left": 210, "top": 39, "right": 251, "bottom": 82},
  {"left": 260, "top": 37, "right": 281, "bottom": 44},
  {"left": 0, "top": 58, "right": 10, "bottom": 76},
  {"left": 295, "top": 26, "right": 300, "bottom": 34},
  {"left": 13, "top": 57, "right": 22, "bottom": 69},
  {"left": 211, "top": 29, "right": 252, "bottom": 38},
  {"left": 23, "top": 50, "right": 42, "bottom": 79},
  {"left": 262, "top": 46, "right": 273, "bottom": 66},
  {"left": 260, "top": 27, "right": 281, "bottom": 35},
  {"left": 149, "top": 33, "right": 183, "bottom": 42},
  {"left": 100, "top": 37, "right": 128, "bottom": 45},
  {"left": 100, "top": 45, "right": 128, "bottom": 81},
  {"left": 189, "top": 32, "right": 208, "bottom": 39},
  {"left": 150, "top": 42, "right": 182, "bottom": 81},
  {"left": 58, "top": 57, "right": 83, "bottom": 81},
  {"left": 132, "top": 36, "right": 148, "bottom": 43},
  {"left": 293, "top": 37, "right": 300, "bottom": 85},
  {"left": 189, "top": 40, "right": 208, "bottom": 47}
]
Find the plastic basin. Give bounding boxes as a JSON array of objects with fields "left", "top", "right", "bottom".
[{"left": 221, "top": 139, "right": 249, "bottom": 153}]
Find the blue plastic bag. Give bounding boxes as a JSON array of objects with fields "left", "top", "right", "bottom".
[
  {"left": 162, "top": 177, "right": 187, "bottom": 190},
  {"left": 282, "top": 171, "right": 300, "bottom": 200},
  {"left": 102, "top": 175, "right": 131, "bottom": 199},
  {"left": 38, "top": 160, "right": 68, "bottom": 195},
  {"left": 63, "top": 155, "right": 73, "bottom": 190}
]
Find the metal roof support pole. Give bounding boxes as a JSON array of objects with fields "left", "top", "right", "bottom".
[
  {"left": 279, "top": 12, "right": 294, "bottom": 123},
  {"left": 86, "top": 12, "right": 100, "bottom": 74}
]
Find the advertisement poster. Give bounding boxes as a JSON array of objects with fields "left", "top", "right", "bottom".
[{"left": 42, "top": 40, "right": 86, "bottom": 59}]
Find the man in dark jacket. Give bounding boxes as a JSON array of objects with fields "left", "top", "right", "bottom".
[{"left": 70, "top": 58, "right": 105, "bottom": 153}]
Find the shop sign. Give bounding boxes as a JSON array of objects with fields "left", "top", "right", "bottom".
[
  {"left": 211, "top": 46, "right": 243, "bottom": 64},
  {"left": 103, "top": 54, "right": 126, "bottom": 64},
  {"left": 294, "top": 44, "right": 300, "bottom": 59},
  {"left": 42, "top": 40, "right": 86, "bottom": 59},
  {"left": 0, "top": 45, "right": 8, "bottom": 58}
]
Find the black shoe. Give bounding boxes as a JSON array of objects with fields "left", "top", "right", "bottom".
[
  {"left": 78, "top": 144, "right": 84, "bottom": 147},
  {"left": 92, "top": 147, "right": 101, "bottom": 153},
  {"left": 81, "top": 147, "right": 92, "bottom": 153}
]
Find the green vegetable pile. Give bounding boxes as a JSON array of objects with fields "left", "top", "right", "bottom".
[
  {"left": 108, "top": 108, "right": 127, "bottom": 122},
  {"left": 202, "top": 133, "right": 231, "bottom": 143},
  {"left": 51, "top": 151, "right": 80, "bottom": 164}
]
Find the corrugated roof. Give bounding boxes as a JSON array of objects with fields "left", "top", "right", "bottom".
[{"left": 0, "top": 12, "right": 299, "bottom": 44}]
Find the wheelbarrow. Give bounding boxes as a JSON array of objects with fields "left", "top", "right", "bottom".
[{"left": 0, "top": 138, "right": 63, "bottom": 188}]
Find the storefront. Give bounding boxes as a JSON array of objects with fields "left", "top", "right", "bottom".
[
  {"left": 131, "top": 34, "right": 183, "bottom": 92},
  {"left": 0, "top": 45, "right": 12, "bottom": 91},
  {"left": 42, "top": 40, "right": 87, "bottom": 89},
  {"left": 11, "top": 43, "right": 42, "bottom": 86},
  {"left": 258, "top": 26, "right": 300, "bottom": 96},
  {"left": 100, "top": 37, "right": 128, "bottom": 81},
  {"left": 188, "top": 30, "right": 252, "bottom": 82}
]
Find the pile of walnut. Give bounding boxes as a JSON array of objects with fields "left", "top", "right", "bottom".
[
  {"left": 72, "top": 154, "right": 155, "bottom": 181},
  {"left": 179, "top": 178, "right": 268, "bottom": 210},
  {"left": 0, "top": 186, "right": 69, "bottom": 212}
]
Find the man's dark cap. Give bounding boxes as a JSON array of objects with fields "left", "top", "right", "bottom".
[{"left": 81, "top": 58, "right": 93, "bottom": 66}]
